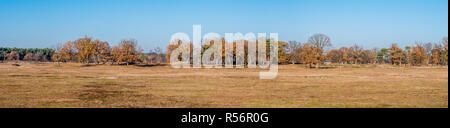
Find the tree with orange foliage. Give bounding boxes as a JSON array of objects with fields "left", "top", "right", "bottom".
[
  {"left": 390, "top": 44, "right": 404, "bottom": 65},
  {"left": 33, "top": 52, "right": 44, "bottom": 61},
  {"left": 24, "top": 53, "right": 34, "bottom": 61},
  {"left": 52, "top": 41, "right": 76, "bottom": 63},
  {"left": 92, "top": 40, "right": 111, "bottom": 64},
  {"left": 60, "top": 41, "right": 76, "bottom": 62},
  {"left": 6, "top": 51, "right": 20, "bottom": 61},
  {"left": 327, "top": 49, "right": 343, "bottom": 64},
  {"left": 286, "top": 41, "right": 302, "bottom": 64},
  {"left": 51, "top": 53, "right": 62, "bottom": 65},
  {"left": 166, "top": 39, "right": 193, "bottom": 64},
  {"left": 306, "top": 34, "right": 331, "bottom": 68},
  {"left": 361, "top": 49, "right": 377, "bottom": 64},
  {"left": 277, "top": 41, "right": 289, "bottom": 64},
  {"left": 300, "top": 44, "right": 324, "bottom": 68},
  {"left": 74, "top": 37, "right": 95, "bottom": 63},
  {"left": 111, "top": 40, "right": 142, "bottom": 65},
  {"left": 111, "top": 46, "right": 122, "bottom": 64},
  {"left": 411, "top": 44, "right": 428, "bottom": 66},
  {"left": 339, "top": 47, "right": 351, "bottom": 64},
  {"left": 431, "top": 44, "right": 443, "bottom": 65}
]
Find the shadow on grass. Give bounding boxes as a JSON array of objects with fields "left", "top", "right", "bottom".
[
  {"left": 134, "top": 64, "right": 168, "bottom": 67},
  {"left": 80, "top": 64, "right": 98, "bottom": 67}
]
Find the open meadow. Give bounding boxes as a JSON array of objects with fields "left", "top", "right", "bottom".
[{"left": 0, "top": 62, "right": 447, "bottom": 108}]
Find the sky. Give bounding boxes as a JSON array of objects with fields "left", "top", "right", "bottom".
[{"left": 0, "top": 0, "right": 448, "bottom": 51}]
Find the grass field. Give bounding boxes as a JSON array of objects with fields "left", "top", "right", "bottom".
[{"left": 0, "top": 62, "right": 447, "bottom": 108}]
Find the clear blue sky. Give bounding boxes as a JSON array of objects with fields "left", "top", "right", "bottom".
[{"left": 0, "top": 0, "right": 448, "bottom": 51}]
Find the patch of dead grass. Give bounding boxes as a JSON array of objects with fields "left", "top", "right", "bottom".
[{"left": 0, "top": 63, "right": 447, "bottom": 108}]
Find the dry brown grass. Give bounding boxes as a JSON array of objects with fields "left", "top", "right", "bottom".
[{"left": 0, "top": 62, "right": 447, "bottom": 108}]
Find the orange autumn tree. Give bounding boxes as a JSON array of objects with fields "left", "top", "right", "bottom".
[
  {"left": 340, "top": 47, "right": 352, "bottom": 64},
  {"left": 92, "top": 40, "right": 111, "bottom": 64},
  {"left": 74, "top": 37, "right": 96, "bottom": 63},
  {"left": 165, "top": 39, "right": 193, "bottom": 64},
  {"left": 300, "top": 44, "right": 323, "bottom": 68},
  {"left": 24, "top": 53, "right": 34, "bottom": 61},
  {"left": 327, "top": 49, "right": 344, "bottom": 64},
  {"left": 59, "top": 41, "right": 76, "bottom": 62},
  {"left": 6, "top": 51, "right": 20, "bottom": 61},
  {"left": 390, "top": 44, "right": 405, "bottom": 65},
  {"left": 69, "top": 37, "right": 111, "bottom": 64},
  {"left": 111, "top": 40, "right": 143, "bottom": 65},
  {"left": 361, "top": 49, "right": 377, "bottom": 64},
  {"left": 411, "top": 44, "right": 428, "bottom": 66},
  {"left": 305, "top": 34, "right": 331, "bottom": 68},
  {"left": 431, "top": 44, "right": 443, "bottom": 65}
]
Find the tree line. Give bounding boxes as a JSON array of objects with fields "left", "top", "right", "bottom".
[
  {"left": 284, "top": 36, "right": 448, "bottom": 67},
  {"left": 166, "top": 34, "right": 448, "bottom": 68},
  {"left": 0, "top": 47, "right": 54, "bottom": 62},
  {"left": 1, "top": 35, "right": 448, "bottom": 67}
]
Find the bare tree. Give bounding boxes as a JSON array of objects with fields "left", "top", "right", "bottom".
[
  {"left": 424, "top": 42, "right": 433, "bottom": 65},
  {"left": 405, "top": 46, "right": 412, "bottom": 66},
  {"left": 147, "top": 47, "right": 163, "bottom": 64},
  {"left": 349, "top": 44, "right": 363, "bottom": 64},
  {"left": 443, "top": 37, "right": 448, "bottom": 65},
  {"left": 307, "top": 34, "right": 332, "bottom": 51},
  {"left": 154, "top": 47, "right": 163, "bottom": 63},
  {"left": 286, "top": 41, "right": 302, "bottom": 64}
]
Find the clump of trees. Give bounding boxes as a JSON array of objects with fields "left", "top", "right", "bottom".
[
  {"left": 0, "top": 47, "right": 54, "bottom": 62},
  {"left": 52, "top": 37, "right": 143, "bottom": 65},
  {"left": 323, "top": 38, "right": 448, "bottom": 67},
  {"left": 385, "top": 37, "right": 448, "bottom": 66},
  {"left": 165, "top": 37, "right": 290, "bottom": 66},
  {"left": 321, "top": 37, "right": 448, "bottom": 67}
]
